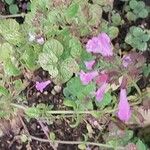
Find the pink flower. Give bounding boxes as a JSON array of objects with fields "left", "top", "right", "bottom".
[
  {"left": 122, "top": 55, "right": 132, "bottom": 67},
  {"left": 117, "top": 88, "right": 131, "bottom": 122},
  {"left": 86, "top": 32, "right": 113, "bottom": 57},
  {"left": 36, "top": 37, "right": 45, "bottom": 45},
  {"left": 96, "top": 82, "right": 108, "bottom": 102},
  {"left": 96, "top": 73, "right": 108, "bottom": 85},
  {"left": 35, "top": 80, "right": 51, "bottom": 92},
  {"left": 84, "top": 60, "right": 95, "bottom": 70},
  {"left": 80, "top": 70, "right": 98, "bottom": 85}
]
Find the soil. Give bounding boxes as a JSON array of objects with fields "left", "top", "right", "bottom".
[{"left": 0, "top": 0, "right": 150, "bottom": 149}]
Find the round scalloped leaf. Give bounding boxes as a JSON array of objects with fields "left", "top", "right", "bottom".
[
  {"left": 38, "top": 52, "right": 58, "bottom": 77},
  {"left": 9, "top": 4, "right": 19, "bottom": 14},
  {"left": 69, "top": 38, "right": 82, "bottom": 58},
  {"left": 43, "top": 39, "right": 63, "bottom": 57},
  {"left": 5, "top": 0, "right": 14, "bottom": 5},
  {"left": 126, "top": 12, "right": 137, "bottom": 21},
  {"left": 108, "top": 26, "right": 119, "bottom": 39},
  {"left": 129, "top": 0, "right": 138, "bottom": 9},
  {"left": 142, "top": 34, "right": 150, "bottom": 42},
  {"left": 88, "top": 4, "right": 102, "bottom": 26},
  {"left": 132, "top": 27, "right": 143, "bottom": 37},
  {"left": 125, "top": 34, "right": 133, "bottom": 45},
  {"left": 0, "top": 19, "right": 22, "bottom": 45},
  {"left": 137, "top": 42, "right": 147, "bottom": 51},
  {"left": 139, "top": 9, "right": 148, "bottom": 18}
]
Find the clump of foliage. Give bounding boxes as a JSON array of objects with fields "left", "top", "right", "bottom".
[
  {"left": 125, "top": 0, "right": 149, "bottom": 21},
  {"left": 125, "top": 26, "right": 150, "bottom": 51}
]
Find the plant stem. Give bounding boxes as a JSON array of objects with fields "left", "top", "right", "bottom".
[
  {"left": 0, "top": 13, "right": 25, "bottom": 19},
  {"left": 30, "top": 135, "right": 124, "bottom": 150}
]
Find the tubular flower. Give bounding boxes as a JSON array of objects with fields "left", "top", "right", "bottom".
[
  {"left": 35, "top": 80, "right": 51, "bottom": 92},
  {"left": 117, "top": 88, "right": 131, "bottom": 122},
  {"left": 80, "top": 70, "right": 98, "bottom": 85},
  {"left": 96, "top": 82, "right": 108, "bottom": 102},
  {"left": 86, "top": 32, "right": 113, "bottom": 57},
  {"left": 84, "top": 60, "right": 95, "bottom": 70}
]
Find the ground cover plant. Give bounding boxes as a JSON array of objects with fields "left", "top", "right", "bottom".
[{"left": 0, "top": 0, "right": 150, "bottom": 149}]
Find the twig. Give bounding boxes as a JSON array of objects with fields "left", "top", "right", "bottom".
[
  {"left": 38, "top": 120, "right": 57, "bottom": 150},
  {"left": 0, "top": 13, "right": 25, "bottom": 19},
  {"left": 29, "top": 135, "right": 124, "bottom": 150}
]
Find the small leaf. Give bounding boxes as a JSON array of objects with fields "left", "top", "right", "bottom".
[
  {"left": 108, "top": 26, "right": 119, "bottom": 39},
  {"left": 63, "top": 99, "right": 77, "bottom": 109},
  {"left": 38, "top": 52, "right": 58, "bottom": 77},
  {"left": 126, "top": 11, "right": 137, "bottom": 21},
  {"left": 66, "top": 3, "right": 79, "bottom": 18},
  {"left": 5, "top": 0, "right": 14, "bottom": 5},
  {"left": 129, "top": 0, "right": 138, "bottom": 9},
  {"left": 136, "top": 139, "right": 147, "bottom": 150},
  {"left": 49, "top": 132, "right": 56, "bottom": 141},
  {"left": 9, "top": 4, "right": 19, "bottom": 14},
  {"left": 139, "top": 9, "right": 148, "bottom": 18},
  {"left": 78, "top": 144, "right": 86, "bottom": 150},
  {"left": 0, "top": 86, "right": 9, "bottom": 96},
  {"left": 43, "top": 39, "right": 64, "bottom": 57}
]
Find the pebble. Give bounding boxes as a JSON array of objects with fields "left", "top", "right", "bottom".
[
  {"left": 54, "top": 85, "right": 62, "bottom": 93},
  {"left": 51, "top": 89, "right": 56, "bottom": 95}
]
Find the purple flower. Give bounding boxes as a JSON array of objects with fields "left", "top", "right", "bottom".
[
  {"left": 122, "top": 55, "right": 132, "bottom": 67},
  {"left": 35, "top": 80, "right": 51, "bottom": 92},
  {"left": 84, "top": 60, "right": 95, "bottom": 70},
  {"left": 96, "top": 82, "right": 108, "bottom": 102},
  {"left": 86, "top": 32, "right": 113, "bottom": 57},
  {"left": 36, "top": 37, "right": 45, "bottom": 45},
  {"left": 80, "top": 70, "right": 98, "bottom": 85},
  {"left": 117, "top": 88, "right": 131, "bottom": 122}
]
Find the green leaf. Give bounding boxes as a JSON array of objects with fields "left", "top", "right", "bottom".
[
  {"left": 111, "top": 12, "right": 122, "bottom": 26},
  {"left": 22, "top": 46, "right": 38, "bottom": 70},
  {"left": 43, "top": 39, "right": 64, "bottom": 57},
  {"left": 142, "top": 34, "right": 150, "bottom": 42},
  {"left": 126, "top": 11, "right": 137, "bottom": 21},
  {"left": 38, "top": 52, "right": 58, "bottom": 77},
  {"left": 66, "top": 3, "right": 79, "bottom": 18},
  {"left": 143, "top": 64, "right": 150, "bottom": 77},
  {"left": 63, "top": 99, "right": 77, "bottom": 109},
  {"left": 49, "top": 132, "right": 56, "bottom": 141},
  {"left": 9, "top": 4, "right": 19, "bottom": 14},
  {"left": 69, "top": 37, "right": 82, "bottom": 58},
  {"left": 129, "top": 0, "right": 138, "bottom": 9},
  {"left": 25, "top": 107, "right": 41, "bottom": 118},
  {"left": 0, "top": 86, "right": 9, "bottom": 96},
  {"left": 108, "top": 26, "right": 119, "bottom": 39},
  {"left": 139, "top": 9, "right": 148, "bottom": 18},
  {"left": 132, "top": 27, "right": 143, "bottom": 37},
  {"left": 0, "top": 43, "right": 13, "bottom": 61},
  {"left": 4, "top": 59, "right": 20, "bottom": 76},
  {"left": 5, "top": 0, "right": 14, "bottom": 5},
  {"left": 88, "top": 4, "right": 102, "bottom": 26},
  {"left": 78, "top": 144, "right": 86, "bottom": 150},
  {"left": 95, "top": 92, "right": 112, "bottom": 108},
  {"left": 136, "top": 139, "right": 147, "bottom": 150},
  {"left": 0, "top": 19, "right": 22, "bottom": 45}
]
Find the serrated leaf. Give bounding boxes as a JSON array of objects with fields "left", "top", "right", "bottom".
[
  {"left": 38, "top": 52, "right": 58, "bottom": 77},
  {"left": 25, "top": 107, "right": 41, "bottom": 118},
  {"left": 43, "top": 39, "right": 63, "bottom": 57}
]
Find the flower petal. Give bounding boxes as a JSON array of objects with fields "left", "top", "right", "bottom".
[
  {"left": 84, "top": 60, "right": 95, "bottom": 70},
  {"left": 122, "top": 55, "right": 132, "bottom": 68},
  {"left": 80, "top": 70, "right": 98, "bottom": 85},
  {"left": 117, "top": 88, "right": 131, "bottom": 122},
  {"left": 86, "top": 32, "right": 113, "bottom": 57},
  {"left": 35, "top": 80, "right": 51, "bottom": 92},
  {"left": 96, "top": 82, "right": 108, "bottom": 102}
]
